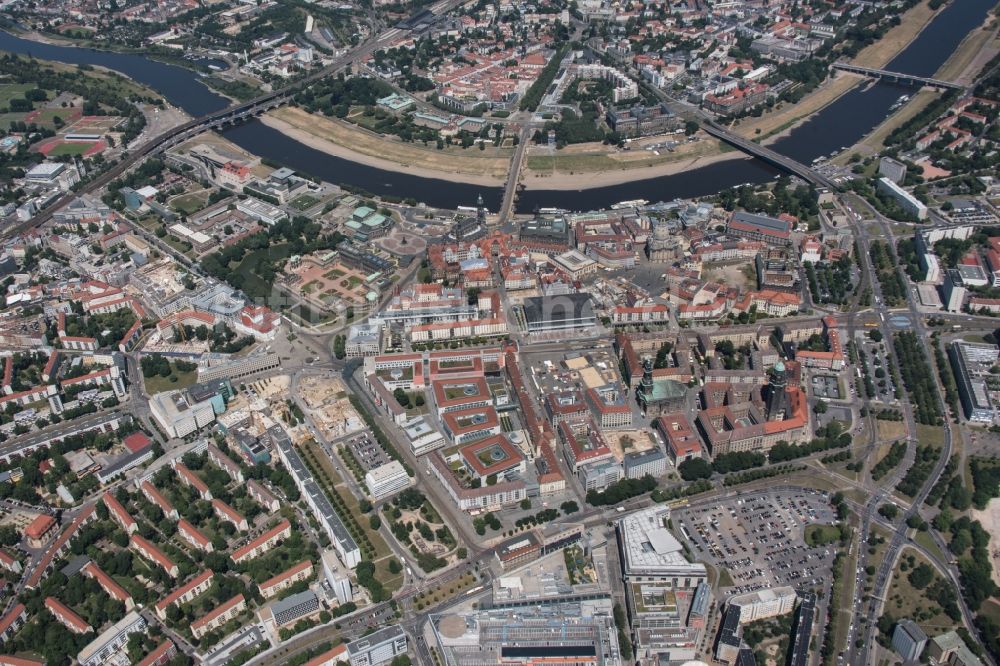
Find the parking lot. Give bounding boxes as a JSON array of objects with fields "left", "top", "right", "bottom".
[
  {"left": 674, "top": 489, "right": 838, "bottom": 595},
  {"left": 344, "top": 432, "right": 390, "bottom": 471}
]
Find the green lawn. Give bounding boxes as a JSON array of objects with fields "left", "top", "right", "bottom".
[
  {"left": 915, "top": 424, "right": 945, "bottom": 448},
  {"left": 290, "top": 195, "right": 320, "bottom": 211},
  {"left": 0, "top": 83, "right": 34, "bottom": 109},
  {"left": 804, "top": 524, "right": 843, "bottom": 546},
  {"left": 48, "top": 142, "right": 93, "bottom": 156},
  {"left": 170, "top": 192, "right": 209, "bottom": 215},
  {"left": 143, "top": 367, "right": 197, "bottom": 394},
  {"left": 232, "top": 243, "right": 292, "bottom": 300}
]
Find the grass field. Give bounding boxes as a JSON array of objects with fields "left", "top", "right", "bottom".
[
  {"left": 0, "top": 83, "right": 34, "bottom": 109},
  {"left": 916, "top": 424, "right": 945, "bottom": 448},
  {"left": 877, "top": 420, "right": 908, "bottom": 441},
  {"left": 232, "top": 243, "right": 292, "bottom": 301},
  {"left": 885, "top": 548, "right": 957, "bottom": 635},
  {"left": 290, "top": 194, "right": 320, "bottom": 211},
  {"left": 526, "top": 136, "right": 727, "bottom": 175},
  {"left": 170, "top": 191, "right": 210, "bottom": 215},
  {"left": 47, "top": 142, "right": 94, "bottom": 156},
  {"left": 143, "top": 367, "right": 197, "bottom": 394},
  {"left": 804, "top": 524, "right": 843, "bottom": 546}
]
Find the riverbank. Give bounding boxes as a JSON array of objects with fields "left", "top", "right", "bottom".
[
  {"left": 522, "top": 134, "right": 746, "bottom": 189},
  {"left": 262, "top": 107, "right": 510, "bottom": 186},
  {"left": 835, "top": 4, "right": 999, "bottom": 161},
  {"left": 731, "top": 0, "right": 941, "bottom": 143}
]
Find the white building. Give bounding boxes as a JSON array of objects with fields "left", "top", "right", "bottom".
[
  {"left": 364, "top": 460, "right": 411, "bottom": 500},
  {"left": 78, "top": 610, "right": 146, "bottom": 666},
  {"left": 616, "top": 505, "right": 707, "bottom": 589},
  {"left": 877, "top": 177, "right": 928, "bottom": 220},
  {"left": 729, "top": 587, "right": 798, "bottom": 624},
  {"left": 346, "top": 625, "right": 409, "bottom": 666},
  {"left": 149, "top": 390, "right": 216, "bottom": 438},
  {"left": 236, "top": 197, "right": 288, "bottom": 226}
]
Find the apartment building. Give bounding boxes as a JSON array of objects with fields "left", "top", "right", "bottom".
[
  {"left": 155, "top": 570, "right": 215, "bottom": 620},
  {"left": 191, "top": 594, "right": 246, "bottom": 639}
]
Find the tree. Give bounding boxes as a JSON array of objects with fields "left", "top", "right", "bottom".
[
  {"left": 814, "top": 400, "right": 829, "bottom": 415},
  {"left": 869, "top": 329, "right": 883, "bottom": 342},
  {"left": 387, "top": 558, "right": 402, "bottom": 574},
  {"left": 520, "top": 499, "right": 531, "bottom": 510},
  {"left": 678, "top": 458, "right": 713, "bottom": 481},
  {"left": 685, "top": 120, "right": 699, "bottom": 136},
  {"left": 908, "top": 563, "right": 934, "bottom": 589},
  {"left": 392, "top": 388, "right": 410, "bottom": 408}
]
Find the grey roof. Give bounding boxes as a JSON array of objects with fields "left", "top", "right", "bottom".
[
  {"left": 522, "top": 294, "right": 595, "bottom": 327},
  {"left": 731, "top": 211, "right": 792, "bottom": 233},
  {"left": 273, "top": 436, "right": 359, "bottom": 558},
  {"left": 348, "top": 624, "right": 406, "bottom": 656},
  {"left": 623, "top": 448, "right": 666, "bottom": 469},
  {"left": 271, "top": 590, "right": 318, "bottom": 616}
]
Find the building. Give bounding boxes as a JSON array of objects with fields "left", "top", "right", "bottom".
[
  {"left": 559, "top": 420, "right": 614, "bottom": 472},
  {"left": 877, "top": 178, "right": 928, "bottom": 220},
  {"left": 926, "top": 630, "right": 985, "bottom": 666},
  {"left": 231, "top": 520, "right": 293, "bottom": 564},
  {"left": 623, "top": 447, "right": 667, "bottom": 479},
  {"left": 173, "top": 462, "right": 212, "bottom": 500},
  {"left": 617, "top": 505, "right": 707, "bottom": 588},
  {"left": 44, "top": 597, "right": 92, "bottom": 634},
  {"left": 82, "top": 561, "right": 134, "bottom": 610},
  {"left": 269, "top": 590, "right": 320, "bottom": 627},
  {"left": 787, "top": 592, "right": 816, "bottom": 666},
  {"left": 728, "top": 587, "right": 797, "bottom": 623},
  {"left": 77, "top": 610, "right": 146, "bottom": 666},
  {"left": 637, "top": 359, "right": 688, "bottom": 417},
  {"left": 130, "top": 535, "right": 179, "bottom": 577},
  {"left": 346, "top": 625, "right": 408, "bottom": 666},
  {"left": 606, "top": 103, "right": 678, "bottom": 137},
  {"left": 178, "top": 519, "right": 214, "bottom": 552},
  {"left": 579, "top": 459, "right": 623, "bottom": 491},
  {"left": 103, "top": 492, "right": 137, "bottom": 535},
  {"left": 135, "top": 640, "right": 177, "bottom": 666},
  {"left": 892, "top": 619, "right": 928, "bottom": 664},
  {"left": 273, "top": 431, "right": 362, "bottom": 568},
  {"left": 197, "top": 352, "right": 281, "bottom": 382},
  {"left": 150, "top": 390, "right": 216, "bottom": 438},
  {"left": 0, "top": 604, "right": 26, "bottom": 644},
  {"left": 948, "top": 341, "right": 999, "bottom": 422},
  {"left": 248, "top": 479, "right": 281, "bottom": 512},
  {"left": 521, "top": 294, "right": 598, "bottom": 334},
  {"left": 346, "top": 323, "right": 382, "bottom": 358},
  {"left": 655, "top": 413, "right": 701, "bottom": 463},
  {"left": 155, "top": 570, "right": 214, "bottom": 619},
  {"left": 207, "top": 443, "right": 244, "bottom": 483},
  {"left": 259, "top": 560, "right": 314, "bottom": 599},
  {"left": 727, "top": 211, "right": 793, "bottom": 246},
  {"left": 140, "top": 481, "right": 179, "bottom": 520},
  {"left": 879, "top": 157, "right": 907, "bottom": 184},
  {"left": 364, "top": 460, "right": 410, "bottom": 500},
  {"left": 191, "top": 594, "right": 246, "bottom": 639},
  {"left": 24, "top": 514, "right": 57, "bottom": 548},
  {"left": 212, "top": 499, "right": 249, "bottom": 531}
]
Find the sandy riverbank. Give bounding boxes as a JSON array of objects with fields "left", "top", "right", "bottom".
[
  {"left": 263, "top": 107, "right": 510, "bottom": 186},
  {"left": 731, "top": 0, "right": 942, "bottom": 143},
  {"left": 522, "top": 142, "right": 748, "bottom": 189}
]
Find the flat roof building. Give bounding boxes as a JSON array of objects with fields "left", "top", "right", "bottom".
[{"left": 616, "top": 505, "right": 706, "bottom": 588}]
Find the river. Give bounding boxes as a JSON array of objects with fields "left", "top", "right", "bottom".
[{"left": 0, "top": 0, "right": 993, "bottom": 211}]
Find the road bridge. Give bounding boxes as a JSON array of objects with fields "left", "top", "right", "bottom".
[
  {"left": 700, "top": 120, "right": 838, "bottom": 190},
  {"left": 831, "top": 62, "right": 964, "bottom": 90},
  {"left": 2, "top": 0, "right": 469, "bottom": 240}
]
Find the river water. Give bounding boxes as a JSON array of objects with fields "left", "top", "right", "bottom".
[{"left": 0, "top": 0, "right": 993, "bottom": 211}]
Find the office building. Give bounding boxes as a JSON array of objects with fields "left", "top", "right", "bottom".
[
  {"left": 150, "top": 389, "right": 216, "bottom": 438},
  {"left": 729, "top": 587, "right": 797, "bottom": 623},
  {"left": 617, "top": 505, "right": 707, "bottom": 588},
  {"left": 788, "top": 592, "right": 816, "bottom": 666},
  {"left": 521, "top": 294, "right": 598, "bottom": 333},
  {"left": 269, "top": 590, "right": 320, "bottom": 627},
  {"left": 927, "top": 630, "right": 985, "bottom": 666},
  {"left": 347, "top": 625, "right": 409, "bottom": 666},
  {"left": 949, "top": 341, "right": 999, "bottom": 422},
  {"left": 623, "top": 447, "right": 667, "bottom": 479},
  {"left": 364, "top": 461, "right": 410, "bottom": 500},
  {"left": 892, "top": 619, "right": 928, "bottom": 664},
  {"left": 727, "top": 211, "right": 793, "bottom": 246}
]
